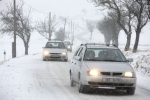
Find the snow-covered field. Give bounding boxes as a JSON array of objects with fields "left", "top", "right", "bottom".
[{"left": 0, "top": 26, "right": 150, "bottom": 100}]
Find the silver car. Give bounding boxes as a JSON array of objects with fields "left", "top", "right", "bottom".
[
  {"left": 70, "top": 43, "right": 136, "bottom": 95},
  {"left": 43, "top": 40, "right": 68, "bottom": 61}
]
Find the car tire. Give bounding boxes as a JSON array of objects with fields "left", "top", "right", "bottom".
[
  {"left": 43, "top": 58, "right": 46, "bottom": 61},
  {"left": 78, "top": 75, "right": 89, "bottom": 93},
  {"left": 64, "top": 59, "right": 68, "bottom": 62},
  {"left": 126, "top": 87, "right": 135, "bottom": 95},
  {"left": 70, "top": 72, "right": 76, "bottom": 87}
]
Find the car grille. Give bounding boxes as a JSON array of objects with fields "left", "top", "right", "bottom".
[
  {"left": 50, "top": 53, "right": 61, "bottom": 54},
  {"left": 100, "top": 72, "right": 122, "bottom": 76},
  {"left": 88, "top": 82, "right": 133, "bottom": 86},
  {"left": 50, "top": 53, "right": 61, "bottom": 58}
]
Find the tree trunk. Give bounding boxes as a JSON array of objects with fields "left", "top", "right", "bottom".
[
  {"left": 48, "top": 32, "right": 51, "bottom": 41},
  {"left": 105, "top": 37, "right": 111, "bottom": 45},
  {"left": 114, "top": 35, "right": 119, "bottom": 47},
  {"left": 133, "top": 29, "right": 141, "bottom": 52},
  {"left": 124, "top": 34, "right": 131, "bottom": 51},
  {"left": 25, "top": 43, "right": 28, "bottom": 55}
]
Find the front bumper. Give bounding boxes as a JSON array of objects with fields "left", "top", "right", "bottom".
[
  {"left": 43, "top": 53, "right": 68, "bottom": 60},
  {"left": 81, "top": 75, "right": 136, "bottom": 89}
]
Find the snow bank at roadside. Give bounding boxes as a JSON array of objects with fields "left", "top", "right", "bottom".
[{"left": 123, "top": 50, "right": 150, "bottom": 77}]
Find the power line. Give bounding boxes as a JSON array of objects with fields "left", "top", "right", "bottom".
[{"left": 21, "top": 0, "right": 48, "bottom": 15}]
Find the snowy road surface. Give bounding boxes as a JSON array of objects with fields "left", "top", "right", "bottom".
[
  {"left": 0, "top": 52, "right": 150, "bottom": 100},
  {"left": 0, "top": 30, "right": 150, "bottom": 100}
]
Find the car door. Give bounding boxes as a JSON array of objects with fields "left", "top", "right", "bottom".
[
  {"left": 70, "top": 47, "right": 81, "bottom": 81},
  {"left": 74, "top": 47, "right": 85, "bottom": 82}
]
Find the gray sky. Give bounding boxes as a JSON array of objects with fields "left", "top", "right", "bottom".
[
  {"left": 0, "top": 0, "right": 99, "bottom": 19},
  {"left": 0, "top": 0, "right": 149, "bottom": 44}
]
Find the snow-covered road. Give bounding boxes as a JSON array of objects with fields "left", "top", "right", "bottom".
[
  {"left": 0, "top": 29, "right": 150, "bottom": 100},
  {"left": 0, "top": 53, "right": 150, "bottom": 100}
]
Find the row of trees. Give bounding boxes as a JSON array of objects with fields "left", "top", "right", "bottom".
[
  {"left": 86, "top": 18, "right": 121, "bottom": 48},
  {"left": 0, "top": 1, "right": 66, "bottom": 55},
  {"left": 88, "top": 0, "right": 150, "bottom": 52}
]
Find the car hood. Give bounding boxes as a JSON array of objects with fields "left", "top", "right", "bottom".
[
  {"left": 43, "top": 48, "right": 67, "bottom": 53},
  {"left": 84, "top": 61, "right": 134, "bottom": 72}
]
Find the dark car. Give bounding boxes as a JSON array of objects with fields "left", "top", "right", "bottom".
[{"left": 64, "top": 40, "right": 72, "bottom": 52}]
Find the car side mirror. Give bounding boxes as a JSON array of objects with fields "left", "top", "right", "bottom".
[
  {"left": 127, "top": 58, "right": 133, "bottom": 62},
  {"left": 75, "top": 56, "right": 82, "bottom": 61}
]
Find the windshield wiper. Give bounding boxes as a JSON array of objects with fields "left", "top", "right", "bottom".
[
  {"left": 84, "top": 59, "right": 96, "bottom": 61},
  {"left": 101, "top": 60, "right": 126, "bottom": 62}
]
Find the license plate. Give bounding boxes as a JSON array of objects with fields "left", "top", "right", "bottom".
[
  {"left": 51, "top": 54, "right": 59, "bottom": 57},
  {"left": 102, "top": 78, "right": 121, "bottom": 83}
]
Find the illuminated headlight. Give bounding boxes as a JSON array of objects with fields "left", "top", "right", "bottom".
[
  {"left": 62, "top": 52, "right": 66, "bottom": 55},
  {"left": 124, "top": 72, "right": 133, "bottom": 77},
  {"left": 67, "top": 46, "right": 70, "bottom": 48},
  {"left": 44, "top": 51, "right": 49, "bottom": 55},
  {"left": 88, "top": 70, "right": 99, "bottom": 76}
]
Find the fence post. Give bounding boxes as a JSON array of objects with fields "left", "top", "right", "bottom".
[{"left": 4, "top": 50, "right": 6, "bottom": 61}]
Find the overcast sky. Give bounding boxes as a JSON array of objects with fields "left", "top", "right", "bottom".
[
  {"left": 0, "top": 0, "right": 99, "bottom": 19},
  {"left": 0, "top": 0, "right": 149, "bottom": 44}
]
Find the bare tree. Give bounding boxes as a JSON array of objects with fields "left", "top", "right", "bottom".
[
  {"left": 146, "top": 0, "right": 150, "bottom": 19},
  {"left": 0, "top": 2, "right": 33, "bottom": 55},
  {"left": 130, "top": 0, "right": 149, "bottom": 52},
  {"left": 35, "top": 15, "right": 58, "bottom": 41},
  {"left": 97, "top": 16, "right": 121, "bottom": 47},
  {"left": 90, "top": 0, "right": 135, "bottom": 51},
  {"left": 55, "top": 28, "right": 65, "bottom": 41},
  {"left": 86, "top": 20, "right": 95, "bottom": 39}
]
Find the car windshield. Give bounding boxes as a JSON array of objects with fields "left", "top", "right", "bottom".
[
  {"left": 64, "top": 41, "right": 71, "bottom": 45},
  {"left": 84, "top": 48, "right": 127, "bottom": 62},
  {"left": 45, "top": 42, "right": 65, "bottom": 49}
]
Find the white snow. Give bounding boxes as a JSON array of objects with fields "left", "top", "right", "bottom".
[
  {"left": 0, "top": 0, "right": 150, "bottom": 99},
  {"left": 0, "top": 27, "right": 150, "bottom": 99}
]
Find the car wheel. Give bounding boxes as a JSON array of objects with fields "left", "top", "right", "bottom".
[
  {"left": 126, "top": 87, "right": 135, "bottom": 95},
  {"left": 64, "top": 59, "right": 68, "bottom": 62},
  {"left": 78, "top": 75, "right": 88, "bottom": 93},
  {"left": 43, "top": 58, "right": 46, "bottom": 61},
  {"left": 70, "top": 72, "right": 76, "bottom": 87}
]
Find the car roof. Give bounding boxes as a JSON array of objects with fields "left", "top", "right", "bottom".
[
  {"left": 86, "top": 46, "right": 118, "bottom": 49},
  {"left": 64, "top": 40, "right": 71, "bottom": 42},
  {"left": 47, "top": 39, "right": 63, "bottom": 42},
  {"left": 81, "top": 43, "right": 118, "bottom": 49}
]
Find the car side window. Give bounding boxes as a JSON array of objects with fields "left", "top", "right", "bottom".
[
  {"left": 73, "top": 47, "right": 81, "bottom": 59},
  {"left": 78, "top": 47, "right": 85, "bottom": 58}
]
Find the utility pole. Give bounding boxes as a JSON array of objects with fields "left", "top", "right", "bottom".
[
  {"left": 13, "top": 0, "right": 17, "bottom": 58},
  {"left": 71, "top": 21, "right": 73, "bottom": 44},
  {"left": 49, "top": 12, "right": 51, "bottom": 41},
  {"left": 73, "top": 22, "right": 74, "bottom": 42},
  {"left": 64, "top": 18, "right": 66, "bottom": 37}
]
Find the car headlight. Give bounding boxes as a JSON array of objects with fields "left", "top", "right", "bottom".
[
  {"left": 67, "top": 46, "right": 70, "bottom": 48},
  {"left": 62, "top": 52, "right": 66, "bottom": 55},
  {"left": 44, "top": 51, "right": 49, "bottom": 56},
  {"left": 88, "top": 70, "right": 99, "bottom": 76},
  {"left": 124, "top": 72, "right": 133, "bottom": 77}
]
